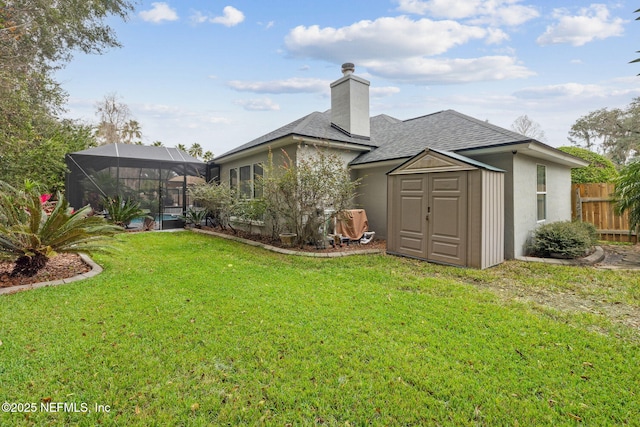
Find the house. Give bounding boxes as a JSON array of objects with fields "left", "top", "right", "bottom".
[{"left": 211, "top": 63, "right": 587, "bottom": 268}]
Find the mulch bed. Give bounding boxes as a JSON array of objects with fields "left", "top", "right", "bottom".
[
  {"left": 0, "top": 254, "right": 90, "bottom": 290},
  {"left": 200, "top": 226, "right": 387, "bottom": 253}
]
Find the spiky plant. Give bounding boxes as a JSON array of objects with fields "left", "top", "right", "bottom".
[
  {"left": 614, "top": 159, "right": 640, "bottom": 238},
  {"left": 0, "top": 181, "right": 122, "bottom": 277},
  {"left": 102, "top": 195, "right": 150, "bottom": 228}
]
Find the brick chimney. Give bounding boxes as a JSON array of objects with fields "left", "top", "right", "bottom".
[{"left": 330, "top": 63, "right": 370, "bottom": 139}]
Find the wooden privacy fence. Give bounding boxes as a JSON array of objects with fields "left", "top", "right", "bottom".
[{"left": 572, "top": 183, "right": 637, "bottom": 243}]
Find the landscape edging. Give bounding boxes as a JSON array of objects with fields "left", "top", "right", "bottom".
[
  {"left": 516, "top": 246, "right": 605, "bottom": 266},
  {"left": 191, "top": 228, "right": 384, "bottom": 257},
  {"left": 0, "top": 253, "right": 102, "bottom": 296}
]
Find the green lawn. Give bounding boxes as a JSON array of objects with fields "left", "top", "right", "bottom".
[{"left": 0, "top": 232, "right": 638, "bottom": 426}]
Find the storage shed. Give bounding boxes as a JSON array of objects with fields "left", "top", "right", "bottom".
[{"left": 387, "top": 148, "right": 504, "bottom": 269}]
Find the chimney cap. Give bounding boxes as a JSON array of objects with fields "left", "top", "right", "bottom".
[{"left": 341, "top": 62, "right": 355, "bottom": 76}]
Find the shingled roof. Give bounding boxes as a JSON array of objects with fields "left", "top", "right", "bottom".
[
  {"left": 350, "top": 109, "right": 532, "bottom": 165},
  {"left": 217, "top": 108, "right": 532, "bottom": 166},
  {"left": 217, "top": 111, "right": 384, "bottom": 160}
]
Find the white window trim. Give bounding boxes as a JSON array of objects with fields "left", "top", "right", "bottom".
[{"left": 536, "top": 164, "right": 547, "bottom": 222}]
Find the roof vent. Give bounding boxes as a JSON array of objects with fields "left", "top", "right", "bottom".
[{"left": 341, "top": 62, "right": 355, "bottom": 76}]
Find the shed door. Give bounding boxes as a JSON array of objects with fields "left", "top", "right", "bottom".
[
  {"left": 394, "top": 172, "right": 467, "bottom": 266},
  {"left": 396, "top": 176, "right": 428, "bottom": 258},
  {"left": 427, "top": 172, "right": 467, "bottom": 266}
]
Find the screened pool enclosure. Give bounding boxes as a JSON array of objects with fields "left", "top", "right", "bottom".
[{"left": 66, "top": 144, "right": 206, "bottom": 230}]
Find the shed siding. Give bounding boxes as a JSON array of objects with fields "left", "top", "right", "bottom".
[
  {"left": 482, "top": 171, "right": 504, "bottom": 268},
  {"left": 465, "top": 153, "right": 514, "bottom": 259}
]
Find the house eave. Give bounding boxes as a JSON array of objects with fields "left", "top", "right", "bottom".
[
  {"left": 214, "top": 137, "right": 296, "bottom": 164},
  {"left": 291, "top": 135, "right": 374, "bottom": 152},
  {"left": 349, "top": 158, "right": 407, "bottom": 170},
  {"left": 458, "top": 142, "right": 589, "bottom": 168},
  {"left": 214, "top": 135, "right": 374, "bottom": 165}
]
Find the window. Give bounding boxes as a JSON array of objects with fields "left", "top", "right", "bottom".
[
  {"left": 229, "top": 168, "right": 238, "bottom": 191},
  {"left": 253, "top": 163, "right": 264, "bottom": 198},
  {"left": 229, "top": 164, "right": 264, "bottom": 199},
  {"left": 536, "top": 164, "right": 546, "bottom": 221},
  {"left": 239, "top": 165, "right": 251, "bottom": 198}
]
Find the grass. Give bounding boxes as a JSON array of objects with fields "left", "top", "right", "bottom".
[{"left": 0, "top": 231, "right": 638, "bottom": 426}]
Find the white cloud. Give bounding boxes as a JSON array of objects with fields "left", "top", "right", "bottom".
[
  {"left": 537, "top": 4, "right": 625, "bottom": 46},
  {"left": 139, "top": 2, "right": 179, "bottom": 23},
  {"left": 190, "top": 6, "right": 245, "bottom": 27},
  {"left": 212, "top": 6, "right": 245, "bottom": 27},
  {"left": 140, "top": 103, "right": 231, "bottom": 125},
  {"left": 371, "top": 86, "right": 401, "bottom": 97},
  {"left": 227, "top": 78, "right": 329, "bottom": 94},
  {"left": 362, "top": 56, "right": 535, "bottom": 84},
  {"left": 285, "top": 16, "right": 497, "bottom": 62},
  {"left": 514, "top": 82, "right": 613, "bottom": 99},
  {"left": 235, "top": 98, "right": 281, "bottom": 111},
  {"left": 396, "top": 0, "right": 539, "bottom": 26}
]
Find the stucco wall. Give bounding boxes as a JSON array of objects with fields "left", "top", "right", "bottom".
[
  {"left": 354, "top": 162, "right": 402, "bottom": 240},
  {"left": 464, "top": 152, "right": 573, "bottom": 259},
  {"left": 511, "top": 156, "right": 572, "bottom": 257}
]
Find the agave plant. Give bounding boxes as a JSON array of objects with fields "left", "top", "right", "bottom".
[
  {"left": 0, "top": 181, "right": 122, "bottom": 277},
  {"left": 102, "top": 195, "right": 151, "bottom": 228},
  {"left": 181, "top": 207, "right": 208, "bottom": 228}
]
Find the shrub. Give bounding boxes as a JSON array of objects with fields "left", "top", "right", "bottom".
[
  {"left": 0, "top": 180, "right": 122, "bottom": 277},
  {"left": 260, "top": 147, "right": 360, "bottom": 246},
  {"left": 531, "top": 220, "right": 598, "bottom": 259},
  {"left": 188, "top": 181, "right": 239, "bottom": 232}
]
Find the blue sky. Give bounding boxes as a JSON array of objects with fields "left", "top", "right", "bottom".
[{"left": 57, "top": 0, "right": 640, "bottom": 157}]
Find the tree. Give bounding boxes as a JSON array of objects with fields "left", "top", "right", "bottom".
[
  {"left": 558, "top": 146, "right": 618, "bottom": 183},
  {"left": 122, "top": 119, "right": 142, "bottom": 144},
  {"left": 613, "top": 159, "right": 640, "bottom": 238},
  {"left": 0, "top": 119, "right": 96, "bottom": 193},
  {"left": 188, "top": 143, "right": 203, "bottom": 159},
  {"left": 511, "top": 115, "right": 546, "bottom": 141},
  {"left": 0, "top": 1, "right": 135, "bottom": 142},
  {"left": 0, "top": 2, "right": 133, "bottom": 193},
  {"left": 94, "top": 93, "right": 138, "bottom": 145},
  {"left": 176, "top": 144, "right": 187, "bottom": 152},
  {"left": 151, "top": 141, "right": 164, "bottom": 147},
  {"left": 631, "top": 8, "right": 640, "bottom": 72},
  {"left": 203, "top": 151, "right": 214, "bottom": 162},
  {"left": 568, "top": 98, "right": 640, "bottom": 166}
]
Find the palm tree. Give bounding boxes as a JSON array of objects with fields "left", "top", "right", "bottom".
[
  {"left": 203, "top": 151, "right": 214, "bottom": 162},
  {"left": 122, "top": 120, "right": 142, "bottom": 144},
  {"left": 188, "top": 143, "right": 203, "bottom": 159},
  {"left": 614, "top": 159, "right": 640, "bottom": 237},
  {"left": 176, "top": 144, "right": 187, "bottom": 152},
  {"left": 151, "top": 141, "right": 164, "bottom": 147},
  {"left": 0, "top": 181, "right": 122, "bottom": 277}
]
